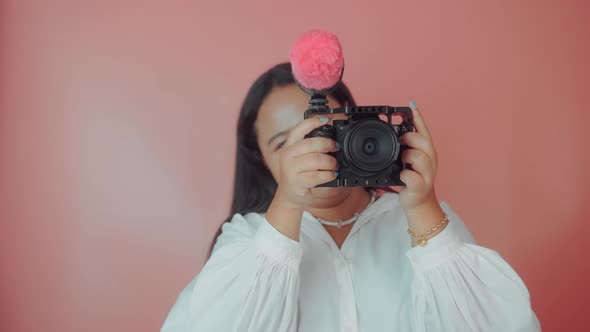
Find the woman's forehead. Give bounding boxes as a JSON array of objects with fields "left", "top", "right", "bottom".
[
  {"left": 256, "top": 84, "right": 341, "bottom": 136},
  {"left": 257, "top": 85, "right": 309, "bottom": 133}
]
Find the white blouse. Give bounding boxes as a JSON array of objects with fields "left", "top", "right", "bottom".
[{"left": 161, "top": 192, "right": 541, "bottom": 332}]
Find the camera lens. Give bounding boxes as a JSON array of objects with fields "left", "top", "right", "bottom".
[
  {"left": 363, "top": 138, "right": 378, "bottom": 155},
  {"left": 343, "top": 119, "right": 398, "bottom": 173}
]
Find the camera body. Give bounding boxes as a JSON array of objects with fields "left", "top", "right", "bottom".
[{"left": 305, "top": 105, "right": 414, "bottom": 187}]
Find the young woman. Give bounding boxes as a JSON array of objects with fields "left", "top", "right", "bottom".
[{"left": 161, "top": 63, "right": 541, "bottom": 331}]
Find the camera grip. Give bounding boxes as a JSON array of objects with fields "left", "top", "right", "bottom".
[{"left": 305, "top": 124, "right": 336, "bottom": 140}]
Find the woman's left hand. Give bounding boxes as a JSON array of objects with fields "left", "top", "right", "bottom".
[{"left": 399, "top": 101, "right": 442, "bottom": 219}]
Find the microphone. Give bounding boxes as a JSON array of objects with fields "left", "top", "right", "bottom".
[{"left": 289, "top": 29, "right": 344, "bottom": 95}]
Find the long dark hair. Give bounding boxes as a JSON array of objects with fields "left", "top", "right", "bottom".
[{"left": 207, "top": 62, "right": 396, "bottom": 257}]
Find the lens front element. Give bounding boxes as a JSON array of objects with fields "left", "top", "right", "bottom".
[{"left": 344, "top": 119, "right": 397, "bottom": 173}]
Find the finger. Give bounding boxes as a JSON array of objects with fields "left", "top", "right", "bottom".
[
  {"left": 284, "top": 116, "right": 330, "bottom": 147},
  {"left": 401, "top": 149, "right": 434, "bottom": 184},
  {"left": 409, "top": 101, "right": 431, "bottom": 139},
  {"left": 299, "top": 170, "right": 338, "bottom": 188},
  {"left": 293, "top": 153, "right": 338, "bottom": 173},
  {"left": 400, "top": 132, "right": 437, "bottom": 167},
  {"left": 285, "top": 137, "right": 337, "bottom": 158},
  {"left": 400, "top": 168, "right": 425, "bottom": 189}
]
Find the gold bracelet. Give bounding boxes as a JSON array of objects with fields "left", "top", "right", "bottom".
[{"left": 407, "top": 214, "right": 449, "bottom": 247}]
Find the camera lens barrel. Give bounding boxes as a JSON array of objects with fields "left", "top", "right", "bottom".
[{"left": 343, "top": 119, "right": 399, "bottom": 174}]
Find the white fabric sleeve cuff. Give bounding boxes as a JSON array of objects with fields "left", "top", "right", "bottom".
[
  {"left": 254, "top": 217, "right": 303, "bottom": 270},
  {"left": 404, "top": 201, "right": 465, "bottom": 274}
]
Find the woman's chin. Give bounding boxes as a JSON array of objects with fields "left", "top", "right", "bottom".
[
  {"left": 307, "top": 186, "right": 358, "bottom": 209},
  {"left": 310, "top": 186, "right": 350, "bottom": 198}
]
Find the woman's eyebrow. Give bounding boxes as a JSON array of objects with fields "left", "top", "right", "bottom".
[{"left": 267, "top": 130, "right": 288, "bottom": 146}]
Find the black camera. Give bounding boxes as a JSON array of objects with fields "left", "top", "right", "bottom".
[{"left": 304, "top": 105, "right": 414, "bottom": 187}]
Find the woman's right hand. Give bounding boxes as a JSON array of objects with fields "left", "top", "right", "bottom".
[{"left": 274, "top": 116, "right": 339, "bottom": 209}]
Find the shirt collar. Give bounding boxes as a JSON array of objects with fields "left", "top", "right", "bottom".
[{"left": 301, "top": 191, "right": 399, "bottom": 242}]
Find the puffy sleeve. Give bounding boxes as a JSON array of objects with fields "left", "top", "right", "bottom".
[
  {"left": 404, "top": 202, "right": 541, "bottom": 332},
  {"left": 186, "top": 213, "right": 302, "bottom": 331}
]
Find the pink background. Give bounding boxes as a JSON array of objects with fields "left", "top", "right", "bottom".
[{"left": 1, "top": 1, "right": 588, "bottom": 331}]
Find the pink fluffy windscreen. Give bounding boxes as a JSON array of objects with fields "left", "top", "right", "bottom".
[{"left": 289, "top": 29, "right": 344, "bottom": 91}]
